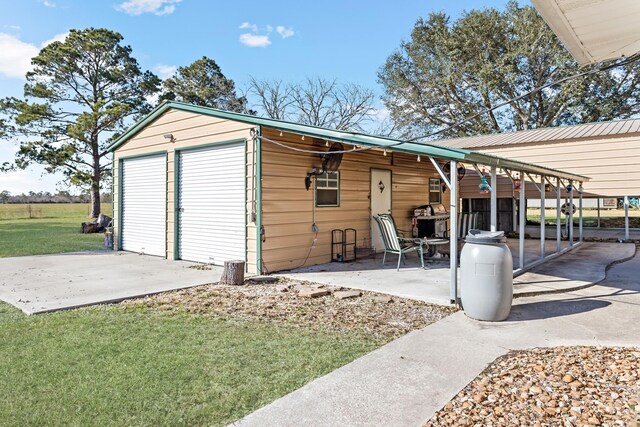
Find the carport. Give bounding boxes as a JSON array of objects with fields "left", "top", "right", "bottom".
[{"left": 407, "top": 149, "right": 588, "bottom": 303}]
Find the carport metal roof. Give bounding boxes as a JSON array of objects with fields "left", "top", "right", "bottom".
[{"left": 108, "top": 101, "right": 589, "bottom": 182}]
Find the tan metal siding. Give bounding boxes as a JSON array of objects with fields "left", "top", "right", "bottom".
[
  {"left": 113, "top": 109, "right": 258, "bottom": 274},
  {"left": 466, "top": 135, "right": 640, "bottom": 197},
  {"left": 260, "top": 127, "right": 449, "bottom": 273}
]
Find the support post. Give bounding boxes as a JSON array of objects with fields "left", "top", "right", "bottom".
[
  {"left": 450, "top": 160, "right": 459, "bottom": 304},
  {"left": 490, "top": 166, "right": 497, "bottom": 232},
  {"left": 597, "top": 198, "right": 601, "bottom": 228},
  {"left": 569, "top": 180, "right": 574, "bottom": 247},
  {"left": 556, "top": 177, "right": 561, "bottom": 253},
  {"left": 579, "top": 183, "right": 583, "bottom": 242},
  {"left": 540, "top": 175, "right": 545, "bottom": 259},
  {"left": 625, "top": 196, "right": 630, "bottom": 241},
  {"left": 519, "top": 172, "right": 525, "bottom": 270}
]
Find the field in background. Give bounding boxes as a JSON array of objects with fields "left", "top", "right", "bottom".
[
  {"left": 528, "top": 208, "right": 640, "bottom": 227},
  {"left": 0, "top": 204, "right": 112, "bottom": 257},
  {"left": 0, "top": 203, "right": 113, "bottom": 220}
]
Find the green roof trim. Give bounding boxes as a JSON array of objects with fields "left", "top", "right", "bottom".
[{"left": 108, "top": 101, "right": 589, "bottom": 182}]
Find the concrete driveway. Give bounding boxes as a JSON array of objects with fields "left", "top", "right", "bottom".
[{"left": 0, "top": 252, "right": 223, "bottom": 315}]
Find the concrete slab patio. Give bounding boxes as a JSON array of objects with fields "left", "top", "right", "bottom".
[
  {"left": 279, "top": 240, "right": 630, "bottom": 304},
  {"left": 0, "top": 252, "right": 223, "bottom": 314},
  {"left": 236, "top": 242, "right": 640, "bottom": 427}
]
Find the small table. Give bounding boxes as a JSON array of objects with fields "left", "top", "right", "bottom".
[{"left": 422, "top": 237, "right": 449, "bottom": 259}]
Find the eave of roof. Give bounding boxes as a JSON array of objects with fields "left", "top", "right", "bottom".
[
  {"left": 108, "top": 101, "right": 589, "bottom": 182},
  {"left": 532, "top": 0, "right": 640, "bottom": 65}
]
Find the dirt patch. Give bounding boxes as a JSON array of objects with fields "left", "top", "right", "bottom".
[
  {"left": 426, "top": 346, "right": 640, "bottom": 426},
  {"left": 122, "top": 277, "right": 457, "bottom": 338}
]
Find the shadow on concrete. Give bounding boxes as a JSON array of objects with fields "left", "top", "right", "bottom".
[{"left": 508, "top": 298, "right": 611, "bottom": 321}]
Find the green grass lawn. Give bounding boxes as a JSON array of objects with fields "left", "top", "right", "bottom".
[
  {"left": 0, "top": 302, "right": 384, "bottom": 426},
  {"left": 0, "top": 210, "right": 388, "bottom": 425},
  {"left": 0, "top": 217, "right": 106, "bottom": 257}
]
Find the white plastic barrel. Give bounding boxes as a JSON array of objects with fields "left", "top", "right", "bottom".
[{"left": 460, "top": 229, "right": 513, "bottom": 321}]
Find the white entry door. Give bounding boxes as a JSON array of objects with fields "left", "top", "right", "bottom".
[
  {"left": 370, "top": 169, "right": 392, "bottom": 253},
  {"left": 121, "top": 154, "right": 167, "bottom": 257},
  {"left": 177, "top": 143, "right": 246, "bottom": 264}
]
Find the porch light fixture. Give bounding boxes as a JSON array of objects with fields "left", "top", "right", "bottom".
[
  {"left": 417, "top": 155, "right": 421, "bottom": 162},
  {"left": 163, "top": 134, "right": 175, "bottom": 142},
  {"left": 383, "top": 149, "right": 387, "bottom": 156}
]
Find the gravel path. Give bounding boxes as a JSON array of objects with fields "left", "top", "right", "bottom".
[
  {"left": 426, "top": 346, "right": 640, "bottom": 426},
  {"left": 122, "top": 277, "right": 456, "bottom": 338}
]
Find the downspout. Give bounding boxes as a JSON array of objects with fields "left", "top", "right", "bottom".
[{"left": 255, "top": 126, "right": 264, "bottom": 274}]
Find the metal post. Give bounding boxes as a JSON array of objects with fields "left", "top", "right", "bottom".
[
  {"left": 540, "top": 175, "right": 545, "bottom": 259},
  {"left": 556, "top": 177, "right": 561, "bottom": 253},
  {"left": 450, "top": 160, "right": 458, "bottom": 304},
  {"left": 569, "top": 180, "right": 574, "bottom": 247},
  {"left": 519, "top": 172, "right": 525, "bottom": 270},
  {"left": 597, "top": 198, "right": 601, "bottom": 228},
  {"left": 625, "top": 196, "right": 630, "bottom": 241},
  {"left": 579, "top": 182, "right": 583, "bottom": 242},
  {"left": 512, "top": 198, "right": 517, "bottom": 232},
  {"left": 490, "top": 166, "right": 497, "bottom": 232}
]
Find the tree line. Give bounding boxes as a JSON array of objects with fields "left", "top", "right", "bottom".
[
  {"left": 0, "top": 190, "right": 112, "bottom": 204},
  {"left": 1, "top": 1, "right": 638, "bottom": 217}
]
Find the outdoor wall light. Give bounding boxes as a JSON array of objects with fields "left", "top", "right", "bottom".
[{"left": 163, "top": 134, "right": 175, "bottom": 142}]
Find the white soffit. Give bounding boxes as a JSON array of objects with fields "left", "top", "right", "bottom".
[{"left": 532, "top": 0, "right": 640, "bottom": 65}]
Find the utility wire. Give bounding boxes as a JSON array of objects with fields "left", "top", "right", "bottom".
[{"left": 254, "top": 53, "right": 640, "bottom": 155}]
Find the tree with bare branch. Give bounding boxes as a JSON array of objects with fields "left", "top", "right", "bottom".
[{"left": 248, "top": 77, "right": 376, "bottom": 132}]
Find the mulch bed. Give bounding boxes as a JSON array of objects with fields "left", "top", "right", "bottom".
[
  {"left": 122, "top": 277, "right": 457, "bottom": 339},
  {"left": 425, "top": 346, "right": 640, "bottom": 426}
]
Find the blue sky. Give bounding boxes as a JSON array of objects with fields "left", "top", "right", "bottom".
[{"left": 0, "top": 0, "right": 511, "bottom": 194}]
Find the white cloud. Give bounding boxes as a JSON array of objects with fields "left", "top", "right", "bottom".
[
  {"left": 0, "top": 33, "right": 39, "bottom": 78},
  {"left": 41, "top": 31, "right": 69, "bottom": 47},
  {"left": 39, "top": 0, "right": 56, "bottom": 7},
  {"left": 266, "top": 25, "right": 273, "bottom": 32},
  {"left": 0, "top": 31, "right": 69, "bottom": 79},
  {"left": 276, "top": 26, "right": 294, "bottom": 39},
  {"left": 239, "top": 33, "right": 271, "bottom": 48},
  {"left": 0, "top": 145, "right": 62, "bottom": 194},
  {"left": 239, "top": 22, "right": 258, "bottom": 32},
  {"left": 4, "top": 25, "right": 21, "bottom": 31},
  {"left": 154, "top": 64, "right": 177, "bottom": 79},
  {"left": 115, "top": 0, "right": 181, "bottom": 16}
]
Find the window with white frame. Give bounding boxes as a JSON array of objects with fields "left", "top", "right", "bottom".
[
  {"left": 316, "top": 171, "right": 340, "bottom": 207},
  {"left": 429, "top": 178, "right": 441, "bottom": 204}
]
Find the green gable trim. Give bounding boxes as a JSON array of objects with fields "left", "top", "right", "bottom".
[{"left": 108, "top": 101, "right": 588, "bottom": 182}]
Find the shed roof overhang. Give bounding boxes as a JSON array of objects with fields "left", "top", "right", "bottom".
[
  {"left": 532, "top": 0, "right": 640, "bottom": 65},
  {"left": 108, "top": 101, "right": 589, "bottom": 183}
]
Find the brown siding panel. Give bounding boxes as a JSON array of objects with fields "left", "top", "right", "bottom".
[{"left": 260, "top": 127, "right": 449, "bottom": 272}]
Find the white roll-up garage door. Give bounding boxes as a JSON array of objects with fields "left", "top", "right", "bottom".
[
  {"left": 121, "top": 154, "right": 167, "bottom": 257},
  {"left": 178, "top": 142, "right": 246, "bottom": 264}
]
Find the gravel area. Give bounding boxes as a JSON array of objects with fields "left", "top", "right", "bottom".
[
  {"left": 426, "top": 346, "right": 640, "bottom": 426},
  {"left": 122, "top": 277, "right": 456, "bottom": 338}
]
